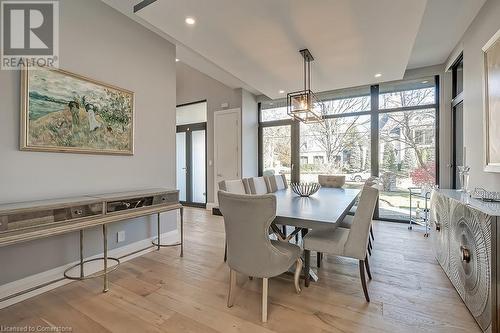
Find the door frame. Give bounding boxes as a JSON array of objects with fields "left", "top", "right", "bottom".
[
  {"left": 213, "top": 108, "right": 241, "bottom": 203},
  {"left": 176, "top": 122, "right": 207, "bottom": 208},
  {"left": 450, "top": 54, "right": 464, "bottom": 189}
]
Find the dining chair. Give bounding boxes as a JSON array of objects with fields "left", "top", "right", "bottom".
[
  {"left": 318, "top": 175, "right": 346, "bottom": 188},
  {"left": 218, "top": 190, "right": 302, "bottom": 322},
  {"left": 218, "top": 179, "right": 250, "bottom": 262},
  {"left": 218, "top": 179, "right": 249, "bottom": 194},
  {"left": 247, "top": 177, "right": 270, "bottom": 194},
  {"left": 265, "top": 174, "right": 287, "bottom": 193},
  {"left": 303, "top": 185, "right": 379, "bottom": 301}
]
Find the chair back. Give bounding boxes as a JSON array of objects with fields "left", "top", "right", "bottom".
[
  {"left": 344, "top": 185, "right": 379, "bottom": 260},
  {"left": 318, "top": 175, "right": 346, "bottom": 188},
  {"left": 218, "top": 179, "right": 248, "bottom": 194},
  {"left": 265, "top": 174, "right": 287, "bottom": 192},
  {"left": 247, "top": 177, "right": 269, "bottom": 194},
  {"left": 218, "top": 191, "right": 287, "bottom": 277}
]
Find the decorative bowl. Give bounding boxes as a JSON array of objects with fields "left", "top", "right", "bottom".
[{"left": 290, "top": 182, "right": 321, "bottom": 197}]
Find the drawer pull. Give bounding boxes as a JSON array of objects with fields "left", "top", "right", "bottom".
[
  {"left": 461, "top": 246, "right": 471, "bottom": 263},
  {"left": 74, "top": 209, "right": 83, "bottom": 215}
]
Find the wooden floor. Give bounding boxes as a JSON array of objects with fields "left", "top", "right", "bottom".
[{"left": 0, "top": 207, "right": 481, "bottom": 332}]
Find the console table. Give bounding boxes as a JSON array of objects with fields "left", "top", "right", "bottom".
[
  {"left": 430, "top": 189, "right": 500, "bottom": 332},
  {"left": 0, "top": 188, "right": 182, "bottom": 300}
]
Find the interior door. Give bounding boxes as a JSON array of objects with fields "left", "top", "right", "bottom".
[{"left": 214, "top": 108, "right": 241, "bottom": 202}]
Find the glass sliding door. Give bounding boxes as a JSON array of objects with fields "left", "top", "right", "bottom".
[{"left": 176, "top": 132, "right": 187, "bottom": 202}]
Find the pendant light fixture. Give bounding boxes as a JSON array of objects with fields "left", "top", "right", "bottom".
[{"left": 286, "top": 49, "right": 324, "bottom": 123}]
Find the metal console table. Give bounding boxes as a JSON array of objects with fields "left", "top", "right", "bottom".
[{"left": 0, "top": 188, "right": 182, "bottom": 301}]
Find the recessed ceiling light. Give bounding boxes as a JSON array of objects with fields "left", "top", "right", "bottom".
[
  {"left": 279, "top": 90, "right": 285, "bottom": 94},
  {"left": 269, "top": 102, "right": 274, "bottom": 106},
  {"left": 421, "top": 80, "right": 429, "bottom": 84},
  {"left": 175, "top": 58, "right": 179, "bottom": 62},
  {"left": 185, "top": 17, "right": 196, "bottom": 25},
  {"left": 374, "top": 73, "right": 382, "bottom": 78}
]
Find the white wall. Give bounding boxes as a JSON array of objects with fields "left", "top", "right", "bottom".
[
  {"left": 447, "top": 0, "right": 500, "bottom": 189},
  {"left": 0, "top": 0, "right": 177, "bottom": 285},
  {"left": 176, "top": 62, "right": 258, "bottom": 203}
]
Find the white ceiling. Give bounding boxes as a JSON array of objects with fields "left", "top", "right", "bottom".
[
  {"left": 133, "top": 0, "right": 428, "bottom": 99},
  {"left": 103, "top": 0, "right": 486, "bottom": 99},
  {"left": 408, "top": 0, "right": 486, "bottom": 69}
]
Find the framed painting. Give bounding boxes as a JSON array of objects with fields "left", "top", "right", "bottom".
[
  {"left": 21, "top": 65, "right": 134, "bottom": 155},
  {"left": 483, "top": 29, "right": 500, "bottom": 172}
]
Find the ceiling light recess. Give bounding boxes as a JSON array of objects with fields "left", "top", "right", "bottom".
[
  {"left": 286, "top": 49, "right": 325, "bottom": 124},
  {"left": 374, "top": 73, "right": 382, "bottom": 78},
  {"left": 185, "top": 17, "right": 196, "bottom": 25}
]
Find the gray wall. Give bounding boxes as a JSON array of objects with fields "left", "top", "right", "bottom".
[
  {"left": 240, "top": 89, "right": 259, "bottom": 178},
  {"left": 0, "top": 0, "right": 177, "bottom": 284},
  {"left": 447, "top": 0, "right": 500, "bottom": 189},
  {"left": 176, "top": 62, "right": 258, "bottom": 203}
]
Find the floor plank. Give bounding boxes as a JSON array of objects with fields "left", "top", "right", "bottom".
[{"left": 0, "top": 207, "right": 481, "bottom": 332}]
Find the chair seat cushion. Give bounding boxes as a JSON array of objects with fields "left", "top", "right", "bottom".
[
  {"left": 303, "top": 227, "right": 350, "bottom": 256},
  {"left": 337, "top": 214, "right": 354, "bottom": 229}
]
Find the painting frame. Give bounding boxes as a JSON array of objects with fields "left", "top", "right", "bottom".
[
  {"left": 20, "top": 64, "right": 135, "bottom": 155},
  {"left": 483, "top": 28, "right": 500, "bottom": 172}
]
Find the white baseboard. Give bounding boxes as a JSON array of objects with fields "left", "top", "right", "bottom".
[
  {"left": 206, "top": 202, "right": 217, "bottom": 211},
  {"left": 0, "top": 230, "right": 179, "bottom": 309}
]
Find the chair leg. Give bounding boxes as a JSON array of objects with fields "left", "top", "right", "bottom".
[
  {"left": 262, "top": 278, "right": 268, "bottom": 323},
  {"left": 364, "top": 255, "right": 372, "bottom": 280},
  {"left": 317, "top": 252, "right": 322, "bottom": 268},
  {"left": 224, "top": 241, "right": 227, "bottom": 262},
  {"left": 304, "top": 249, "right": 310, "bottom": 287},
  {"left": 227, "top": 269, "right": 236, "bottom": 307},
  {"left": 359, "top": 260, "right": 370, "bottom": 302},
  {"left": 282, "top": 225, "right": 287, "bottom": 237},
  {"left": 294, "top": 258, "right": 302, "bottom": 294},
  {"left": 370, "top": 225, "right": 374, "bottom": 241}
]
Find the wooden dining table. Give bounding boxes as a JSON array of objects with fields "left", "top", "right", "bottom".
[{"left": 271, "top": 187, "right": 361, "bottom": 283}]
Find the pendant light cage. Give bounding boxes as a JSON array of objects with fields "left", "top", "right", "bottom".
[{"left": 287, "top": 49, "right": 325, "bottom": 123}]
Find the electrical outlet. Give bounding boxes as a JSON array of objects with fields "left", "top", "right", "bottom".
[{"left": 117, "top": 230, "right": 126, "bottom": 243}]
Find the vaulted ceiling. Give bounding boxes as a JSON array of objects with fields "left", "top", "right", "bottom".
[{"left": 103, "top": 0, "right": 486, "bottom": 99}]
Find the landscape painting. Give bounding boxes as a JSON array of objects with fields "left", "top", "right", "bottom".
[
  {"left": 21, "top": 65, "right": 134, "bottom": 155},
  {"left": 483, "top": 29, "right": 500, "bottom": 172}
]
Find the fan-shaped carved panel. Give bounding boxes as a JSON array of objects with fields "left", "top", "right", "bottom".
[
  {"left": 430, "top": 191, "right": 450, "bottom": 273},
  {"left": 449, "top": 200, "right": 491, "bottom": 331}
]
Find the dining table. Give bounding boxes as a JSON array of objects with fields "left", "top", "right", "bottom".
[{"left": 271, "top": 187, "right": 361, "bottom": 284}]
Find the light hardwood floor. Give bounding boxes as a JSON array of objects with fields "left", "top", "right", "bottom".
[{"left": 0, "top": 207, "right": 481, "bottom": 332}]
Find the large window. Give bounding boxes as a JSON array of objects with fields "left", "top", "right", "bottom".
[{"left": 259, "top": 76, "right": 439, "bottom": 222}]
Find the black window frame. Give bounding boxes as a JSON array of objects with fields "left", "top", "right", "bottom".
[{"left": 258, "top": 75, "right": 440, "bottom": 222}]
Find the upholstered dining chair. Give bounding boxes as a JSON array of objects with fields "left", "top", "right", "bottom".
[
  {"left": 303, "top": 185, "right": 379, "bottom": 301},
  {"left": 218, "top": 179, "right": 249, "bottom": 194},
  {"left": 318, "top": 175, "right": 346, "bottom": 188},
  {"left": 218, "top": 179, "right": 249, "bottom": 261},
  {"left": 247, "top": 177, "right": 270, "bottom": 194},
  {"left": 265, "top": 174, "right": 288, "bottom": 193},
  {"left": 218, "top": 191, "right": 303, "bottom": 322}
]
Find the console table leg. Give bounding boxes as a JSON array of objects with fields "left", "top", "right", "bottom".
[
  {"left": 79, "top": 230, "right": 84, "bottom": 279},
  {"left": 157, "top": 213, "right": 161, "bottom": 251},
  {"left": 103, "top": 224, "right": 109, "bottom": 293},
  {"left": 180, "top": 207, "right": 184, "bottom": 257}
]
